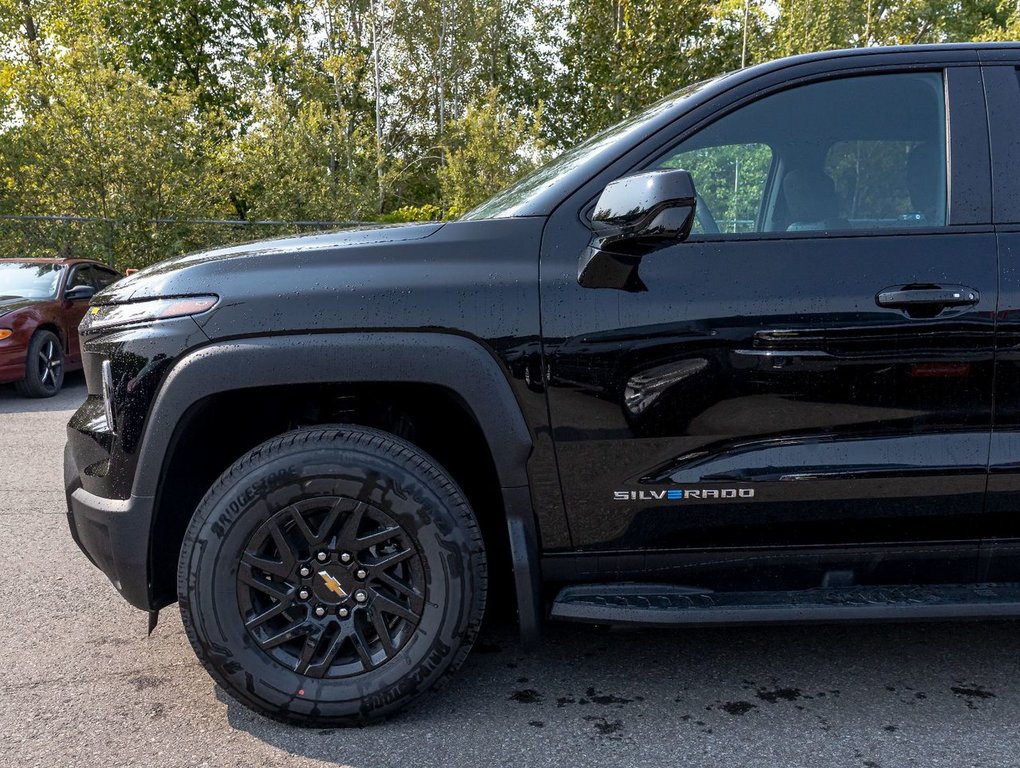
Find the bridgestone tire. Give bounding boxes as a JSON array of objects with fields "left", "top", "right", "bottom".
[{"left": 177, "top": 426, "right": 487, "bottom": 726}]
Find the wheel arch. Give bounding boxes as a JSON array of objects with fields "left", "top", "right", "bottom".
[
  {"left": 139, "top": 331, "right": 542, "bottom": 644},
  {"left": 33, "top": 321, "right": 64, "bottom": 349}
]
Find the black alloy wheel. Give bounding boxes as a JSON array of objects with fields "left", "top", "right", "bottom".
[{"left": 237, "top": 496, "right": 426, "bottom": 678}]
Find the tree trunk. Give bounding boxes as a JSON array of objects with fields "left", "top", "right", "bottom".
[{"left": 21, "top": 0, "right": 40, "bottom": 65}]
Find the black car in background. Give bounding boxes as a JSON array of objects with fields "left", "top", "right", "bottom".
[{"left": 64, "top": 43, "right": 1020, "bottom": 725}]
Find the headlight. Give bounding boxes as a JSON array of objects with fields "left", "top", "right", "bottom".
[
  {"left": 83, "top": 295, "right": 218, "bottom": 332},
  {"left": 0, "top": 329, "right": 11, "bottom": 340}
]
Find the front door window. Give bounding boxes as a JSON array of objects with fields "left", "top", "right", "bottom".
[{"left": 657, "top": 72, "right": 947, "bottom": 235}]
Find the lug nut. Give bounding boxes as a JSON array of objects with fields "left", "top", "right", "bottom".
[
  {"left": 340, "top": 552, "right": 352, "bottom": 563},
  {"left": 299, "top": 566, "right": 311, "bottom": 577},
  {"left": 355, "top": 569, "right": 367, "bottom": 580},
  {"left": 314, "top": 606, "right": 326, "bottom": 618},
  {"left": 338, "top": 607, "right": 350, "bottom": 618},
  {"left": 316, "top": 551, "right": 329, "bottom": 563},
  {"left": 298, "top": 588, "right": 310, "bottom": 600},
  {"left": 354, "top": 590, "right": 368, "bottom": 603}
]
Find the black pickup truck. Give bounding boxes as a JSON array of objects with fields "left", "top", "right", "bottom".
[{"left": 65, "top": 43, "right": 1020, "bottom": 725}]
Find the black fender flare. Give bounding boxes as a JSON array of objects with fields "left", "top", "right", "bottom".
[{"left": 136, "top": 331, "right": 542, "bottom": 644}]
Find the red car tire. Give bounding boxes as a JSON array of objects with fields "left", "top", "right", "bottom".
[{"left": 15, "top": 329, "right": 64, "bottom": 397}]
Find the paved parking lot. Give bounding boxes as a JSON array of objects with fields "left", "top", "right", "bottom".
[{"left": 2, "top": 376, "right": 1019, "bottom": 767}]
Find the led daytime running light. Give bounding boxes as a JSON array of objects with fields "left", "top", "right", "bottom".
[{"left": 86, "top": 295, "right": 218, "bottom": 331}]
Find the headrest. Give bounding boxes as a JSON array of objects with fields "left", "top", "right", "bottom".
[{"left": 783, "top": 170, "right": 839, "bottom": 223}]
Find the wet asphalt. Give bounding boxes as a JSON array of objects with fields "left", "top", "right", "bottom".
[{"left": 1, "top": 375, "right": 1018, "bottom": 767}]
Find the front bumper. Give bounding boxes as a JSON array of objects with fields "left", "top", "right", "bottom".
[
  {"left": 0, "top": 335, "right": 27, "bottom": 384},
  {"left": 63, "top": 315, "right": 209, "bottom": 611},
  {"left": 64, "top": 440, "right": 156, "bottom": 610}
]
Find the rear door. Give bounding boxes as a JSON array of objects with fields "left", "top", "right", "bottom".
[
  {"left": 541, "top": 60, "right": 996, "bottom": 585},
  {"left": 978, "top": 54, "right": 1020, "bottom": 578}
]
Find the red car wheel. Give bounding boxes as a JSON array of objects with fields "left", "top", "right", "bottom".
[{"left": 15, "top": 330, "right": 64, "bottom": 398}]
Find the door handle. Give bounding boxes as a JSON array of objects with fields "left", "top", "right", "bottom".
[{"left": 876, "top": 284, "right": 979, "bottom": 315}]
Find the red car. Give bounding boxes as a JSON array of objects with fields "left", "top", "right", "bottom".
[{"left": 0, "top": 258, "right": 122, "bottom": 397}]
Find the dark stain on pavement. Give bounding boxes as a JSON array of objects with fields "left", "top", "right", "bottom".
[
  {"left": 510, "top": 689, "right": 543, "bottom": 704},
  {"left": 129, "top": 675, "right": 164, "bottom": 691},
  {"left": 721, "top": 701, "right": 757, "bottom": 716},
  {"left": 756, "top": 687, "right": 805, "bottom": 704},
  {"left": 584, "top": 715, "right": 624, "bottom": 739},
  {"left": 557, "top": 696, "right": 588, "bottom": 707},
  {"left": 950, "top": 684, "right": 995, "bottom": 709},
  {"left": 585, "top": 687, "right": 632, "bottom": 706}
]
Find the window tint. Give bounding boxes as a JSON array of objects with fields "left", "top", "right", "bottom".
[
  {"left": 654, "top": 72, "right": 947, "bottom": 236},
  {"left": 662, "top": 143, "right": 772, "bottom": 234},
  {"left": 825, "top": 140, "right": 943, "bottom": 227},
  {"left": 92, "top": 267, "right": 119, "bottom": 288},
  {"left": 68, "top": 266, "right": 92, "bottom": 288}
]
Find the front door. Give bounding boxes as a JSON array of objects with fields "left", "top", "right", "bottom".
[
  {"left": 541, "top": 66, "right": 996, "bottom": 581},
  {"left": 62, "top": 264, "right": 94, "bottom": 366}
]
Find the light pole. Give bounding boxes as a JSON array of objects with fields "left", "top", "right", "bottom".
[{"left": 741, "top": 0, "right": 750, "bottom": 69}]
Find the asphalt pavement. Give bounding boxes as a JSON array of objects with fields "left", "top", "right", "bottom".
[{"left": 2, "top": 375, "right": 1019, "bottom": 767}]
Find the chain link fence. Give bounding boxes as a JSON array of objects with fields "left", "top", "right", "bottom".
[{"left": 0, "top": 215, "right": 372, "bottom": 271}]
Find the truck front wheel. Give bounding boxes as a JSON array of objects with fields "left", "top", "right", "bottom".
[{"left": 177, "top": 425, "right": 487, "bottom": 726}]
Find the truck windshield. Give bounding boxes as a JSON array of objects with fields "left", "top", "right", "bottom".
[
  {"left": 462, "top": 75, "right": 725, "bottom": 220},
  {"left": 0, "top": 262, "right": 64, "bottom": 299}
]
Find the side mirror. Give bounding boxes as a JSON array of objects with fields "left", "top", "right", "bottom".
[
  {"left": 579, "top": 169, "right": 697, "bottom": 292},
  {"left": 64, "top": 285, "right": 96, "bottom": 302}
]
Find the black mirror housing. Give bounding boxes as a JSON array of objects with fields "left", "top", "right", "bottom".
[
  {"left": 580, "top": 169, "right": 697, "bottom": 291},
  {"left": 65, "top": 285, "right": 96, "bottom": 302},
  {"left": 591, "top": 169, "right": 697, "bottom": 247}
]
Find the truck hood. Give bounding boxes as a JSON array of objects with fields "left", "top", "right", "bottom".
[
  {"left": 97, "top": 222, "right": 445, "bottom": 304},
  {"left": 86, "top": 216, "right": 544, "bottom": 342}
]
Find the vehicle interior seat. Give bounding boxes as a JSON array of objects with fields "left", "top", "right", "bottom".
[{"left": 783, "top": 169, "right": 849, "bottom": 231}]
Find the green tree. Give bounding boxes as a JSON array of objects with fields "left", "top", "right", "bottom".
[
  {"left": 1, "top": 39, "right": 219, "bottom": 267},
  {"left": 5, "top": 0, "right": 1020, "bottom": 270},
  {"left": 438, "top": 88, "right": 544, "bottom": 216},
  {"left": 774, "top": 0, "right": 1007, "bottom": 54},
  {"left": 226, "top": 89, "right": 377, "bottom": 221},
  {"left": 975, "top": 0, "right": 1020, "bottom": 40},
  {"left": 546, "top": 0, "right": 725, "bottom": 148}
]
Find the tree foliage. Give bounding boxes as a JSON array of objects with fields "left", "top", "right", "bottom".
[
  {"left": 0, "top": 0, "right": 1016, "bottom": 268},
  {"left": 1, "top": 35, "right": 219, "bottom": 265},
  {"left": 438, "top": 88, "right": 544, "bottom": 216}
]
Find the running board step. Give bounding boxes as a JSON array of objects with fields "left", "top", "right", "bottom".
[{"left": 549, "top": 582, "right": 1020, "bottom": 626}]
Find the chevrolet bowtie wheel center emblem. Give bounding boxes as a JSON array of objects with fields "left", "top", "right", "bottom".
[{"left": 318, "top": 570, "right": 348, "bottom": 599}]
